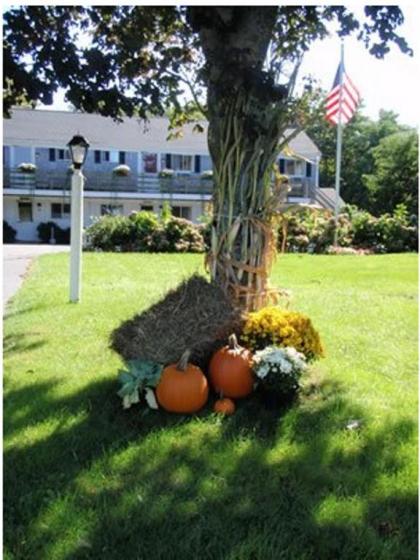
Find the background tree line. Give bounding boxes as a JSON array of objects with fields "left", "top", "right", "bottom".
[{"left": 306, "top": 106, "right": 418, "bottom": 217}]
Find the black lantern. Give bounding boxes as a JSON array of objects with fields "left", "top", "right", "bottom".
[{"left": 68, "top": 134, "right": 90, "bottom": 169}]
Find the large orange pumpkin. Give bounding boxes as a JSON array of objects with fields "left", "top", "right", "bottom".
[
  {"left": 209, "top": 334, "right": 254, "bottom": 398},
  {"left": 156, "top": 350, "right": 209, "bottom": 413}
]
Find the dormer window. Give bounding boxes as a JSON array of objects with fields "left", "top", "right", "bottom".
[{"left": 279, "top": 158, "right": 305, "bottom": 177}]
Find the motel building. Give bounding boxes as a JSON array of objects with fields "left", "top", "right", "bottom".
[{"left": 3, "top": 108, "right": 331, "bottom": 243}]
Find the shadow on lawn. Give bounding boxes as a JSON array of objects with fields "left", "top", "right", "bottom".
[
  {"left": 3, "top": 332, "right": 46, "bottom": 356},
  {"left": 4, "top": 375, "right": 418, "bottom": 560}
]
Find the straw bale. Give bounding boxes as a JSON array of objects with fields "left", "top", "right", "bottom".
[{"left": 110, "top": 274, "right": 243, "bottom": 369}]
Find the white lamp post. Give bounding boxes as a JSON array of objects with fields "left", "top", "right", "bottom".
[{"left": 68, "top": 134, "right": 89, "bottom": 303}]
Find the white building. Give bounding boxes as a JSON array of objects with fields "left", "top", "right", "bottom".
[{"left": 3, "top": 108, "right": 324, "bottom": 242}]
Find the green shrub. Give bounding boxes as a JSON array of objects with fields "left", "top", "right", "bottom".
[
  {"left": 129, "top": 211, "right": 160, "bottom": 251},
  {"left": 3, "top": 220, "right": 17, "bottom": 243},
  {"left": 85, "top": 215, "right": 133, "bottom": 251},
  {"left": 279, "top": 208, "right": 352, "bottom": 254},
  {"left": 279, "top": 204, "right": 418, "bottom": 254},
  {"left": 85, "top": 212, "right": 206, "bottom": 253},
  {"left": 161, "top": 217, "right": 205, "bottom": 253},
  {"left": 375, "top": 205, "right": 418, "bottom": 252},
  {"left": 37, "top": 222, "right": 70, "bottom": 244}
]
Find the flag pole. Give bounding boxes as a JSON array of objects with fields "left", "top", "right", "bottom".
[{"left": 334, "top": 40, "right": 345, "bottom": 246}]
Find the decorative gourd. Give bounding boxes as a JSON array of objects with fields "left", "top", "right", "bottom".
[
  {"left": 214, "top": 398, "right": 235, "bottom": 415},
  {"left": 209, "top": 334, "right": 254, "bottom": 398},
  {"left": 156, "top": 350, "right": 209, "bottom": 413}
]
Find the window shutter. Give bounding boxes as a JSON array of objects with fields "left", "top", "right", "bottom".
[
  {"left": 194, "top": 155, "right": 201, "bottom": 173},
  {"left": 49, "top": 148, "right": 56, "bottom": 162},
  {"left": 306, "top": 162, "right": 312, "bottom": 177},
  {"left": 119, "top": 151, "right": 126, "bottom": 164},
  {"left": 165, "top": 154, "right": 172, "bottom": 169},
  {"left": 279, "top": 158, "right": 285, "bottom": 174},
  {"left": 94, "top": 150, "right": 101, "bottom": 164}
]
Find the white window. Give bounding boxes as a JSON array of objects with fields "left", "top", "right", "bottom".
[
  {"left": 51, "top": 203, "right": 71, "bottom": 219},
  {"left": 18, "top": 201, "right": 33, "bottom": 222},
  {"left": 14, "top": 146, "right": 33, "bottom": 166},
  {"left": 172, "top": 206, "right": 191, "bottom": 220},
  {"left": 101, "top": 204, "right": 124, "bottom": 216},
  {"left": 285, "top": 159, "right": 304, "bottom": 177},
  {"left": 172, "top": 155, "right": 193, "bottom": 172},
  {"left": 200, "top": 155, "right": 212, "bottom": 172},
  {"left": 109, "top": 150, "right": 119, "bottom": 163},
  {"left": 58, "top": 149, "right": 70, "bottom": 160}
]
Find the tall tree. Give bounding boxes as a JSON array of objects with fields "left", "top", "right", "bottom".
[
  {"left": 3, "top": 6, "right": 412, "bottom": 309},
  {"left": 364, "top": 130, "right": 418, "bottom": 216},
  {"left": 306, "top": 108, "right": 412, "bottom": 212}
]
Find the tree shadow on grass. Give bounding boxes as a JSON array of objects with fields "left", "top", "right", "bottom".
[
  {"left": 3, "top": 332, "right": 46, "bottom": 356},
  {"left": 4, "top": 375, "right": 418, "bottom": 560}
]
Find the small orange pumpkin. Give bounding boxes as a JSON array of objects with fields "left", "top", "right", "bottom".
[
  {"left": 209, "top": 334, "right": 254, "bottom": 398},
  {"left": 214, "top": 398, "right": 235, "bottom": 415},
  {"left": 156, "top": 350, "right": 209, "bottom": 413}
]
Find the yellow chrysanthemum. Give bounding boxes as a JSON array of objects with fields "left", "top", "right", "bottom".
[{"left": 240, "top": 306, "right": 324, "bottom": 361}]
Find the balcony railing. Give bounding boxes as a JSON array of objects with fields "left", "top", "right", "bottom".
[
  {"left": 3, "top": 167, "right": 214, "bottom": 196},
  {"left": 3, "top": 167, "right": 315, "bottom": 200}
]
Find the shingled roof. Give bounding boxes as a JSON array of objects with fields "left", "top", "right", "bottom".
[{"left": 4, "top": 108, "right": 321, "bottom": 159}]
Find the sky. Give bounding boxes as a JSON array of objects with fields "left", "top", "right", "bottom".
[
  {"left": 37, "top": 4, "right": 419, "bottom": 127},
  {"left": 297, "top": 4, "right": 419, "bottom": 126}
]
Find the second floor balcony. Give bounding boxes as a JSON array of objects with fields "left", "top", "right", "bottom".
[{"left": 3, "top": 167, "right": 315, "bottom": 199}]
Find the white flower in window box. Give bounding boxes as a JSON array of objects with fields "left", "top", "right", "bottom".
[
  {"left": 200, "top": 170, "right": 213, "bottom": 180},
  {"left": 113, "top": 164, "right": 131, "bottom": 177},
  {"left": 158, "top": 168, "right": 175, "bottom": 178},
  {"left": 17, "top": 162, "right": 37, "bottom": 174}
]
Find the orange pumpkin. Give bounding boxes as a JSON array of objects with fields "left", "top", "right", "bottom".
[
  {"left": 214, "top": 398, "right": 235, "bottom": 415},
  {"left": 156, "top": 350, "right": 209, "bottom": 413},
  {"left": 209, "top": 334, "right": 254, "bottom": 398}
]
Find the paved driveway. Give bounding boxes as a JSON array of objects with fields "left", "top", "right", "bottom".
[{"left": 3, "top": 244, "right": 69, "bottom": 307}]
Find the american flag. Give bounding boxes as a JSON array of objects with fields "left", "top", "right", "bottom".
[{"left": 325, "top": 61, "right": 360, "bottom": 125}]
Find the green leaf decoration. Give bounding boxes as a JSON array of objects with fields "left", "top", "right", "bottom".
[{"left": 117, "top": 359, "right": 163, "bottom": 408}]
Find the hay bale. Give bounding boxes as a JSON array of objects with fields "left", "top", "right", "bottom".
[{"left": 110, "top": 274, "right": 243, "bottom": 369}]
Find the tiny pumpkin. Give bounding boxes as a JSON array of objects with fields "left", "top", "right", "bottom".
[
  {"left": 209, "top": 334, "right": 254, "bottom": 398},
  {"left": 214, "top": 398, "right": 235, "bottom": 415},
  {"left": 156, "top": 350, "right": 209, "bottom": 414}
]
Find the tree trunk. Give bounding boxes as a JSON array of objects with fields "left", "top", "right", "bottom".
[{"left": 189, "top": 7, "right": 291, "bottom": 311}]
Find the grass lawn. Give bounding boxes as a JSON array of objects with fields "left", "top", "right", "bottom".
[{"left": 3, "top": 252, "right": 418, "bottom": 560}]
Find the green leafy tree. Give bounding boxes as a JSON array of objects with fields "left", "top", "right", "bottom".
[
  {"left": 364, "top": 131, "right": 418, "bottom": 216},
  {"left": 3, "top": 6, "right": 412, "bottom": 309},
  {"left": 306, "top": 108, "right": 410, "bottom": 211}
]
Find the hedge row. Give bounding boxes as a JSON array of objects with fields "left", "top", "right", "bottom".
[
  {"left": 7, "top": 203, "right": 417, "bottom": 254},
  {"left": 278, "top": 204, "right": 418, "bottom": 254},
  {"left": 37, "top": 222, "right": 71, "bottom": 244},
  {"left": 85, "top": 211, "right": 205, "bottom": 253}
]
